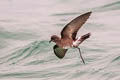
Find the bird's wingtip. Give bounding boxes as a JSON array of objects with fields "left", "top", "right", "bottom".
[
  {"left": 82, "top": 11, "right": 92, "bottom": 18},
  {"left": 87, "top": 11, "right": 92, "bottom": 15}
]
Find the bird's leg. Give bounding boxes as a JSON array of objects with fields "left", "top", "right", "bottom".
[{"left": 77, "top": 47, "right": 85, "bottom": 64}]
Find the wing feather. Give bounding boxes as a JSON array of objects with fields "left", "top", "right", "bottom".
[
  {"left": 53, "top": 45, "right": 68, "bottom": 59},
  {"left": 61, "top": 12, "right": 92, "bottom": 40}
]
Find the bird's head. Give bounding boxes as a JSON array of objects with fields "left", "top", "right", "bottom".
[{"left": 49, "top": 35, "right": 60, "bottom": 43}]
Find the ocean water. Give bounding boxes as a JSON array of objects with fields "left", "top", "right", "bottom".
[{"left": 0, "top": 0, "right": 120, "bottom": 80}]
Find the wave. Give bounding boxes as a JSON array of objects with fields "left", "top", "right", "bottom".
[{"left": 0, "top": 41, "right": 51, "bottom": 65}]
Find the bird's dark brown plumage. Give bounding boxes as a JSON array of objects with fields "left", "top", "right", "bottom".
[
  {"left": 53, "top": 45, "right": 68, "bottom": 59},
  {"left": 61, "top": 12, "right": 92, "bottom": 40},
  {"left": 50, "top": 11, "right": 92, "bottom": 61}
]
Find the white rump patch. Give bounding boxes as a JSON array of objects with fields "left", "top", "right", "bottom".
[{"left": 73, "top": 37, "right": 81, "bottom": 47}]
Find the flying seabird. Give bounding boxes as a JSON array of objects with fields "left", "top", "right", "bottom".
[{"left": 49, "top": 12, "right": 92, "bottom": 64}]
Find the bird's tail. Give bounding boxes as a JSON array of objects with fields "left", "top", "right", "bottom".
[
  {"left": 81, "top": 33, "right": 91, "bottom": 40},
  {"left": 78, "top": 33, "right": 91, "bottom": 44},
  {"left": 73, "top": 33, "right": 91, "bottom": 47}
]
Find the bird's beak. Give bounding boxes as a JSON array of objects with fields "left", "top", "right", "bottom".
[{"left": 49, "top": 40, "right": 52, "bottom": 43}]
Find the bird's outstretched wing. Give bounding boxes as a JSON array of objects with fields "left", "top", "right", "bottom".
[
  {"left": 53, "top": 45, "right": 68, "bottom": 59},
  {"left": 61, "top": 12, "right": 92, "bottom": 40}
]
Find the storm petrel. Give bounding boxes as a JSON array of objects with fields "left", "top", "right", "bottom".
[{"left": 49, "top": 12, "right": 92, "bottom": 64}]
